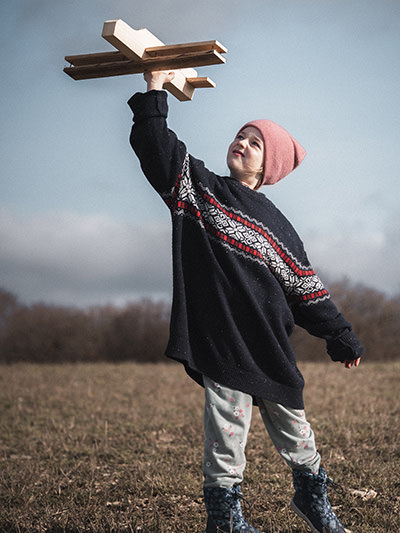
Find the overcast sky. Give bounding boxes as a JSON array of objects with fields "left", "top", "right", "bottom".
[{"left": 1, "top": 0, "right": 399, "bottom": 308}]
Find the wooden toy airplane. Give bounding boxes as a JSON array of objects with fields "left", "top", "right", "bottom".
[{"left": 64, "top": 19, "right": 227, "bottom": 101}]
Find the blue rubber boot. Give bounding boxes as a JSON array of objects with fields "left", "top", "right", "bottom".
[
  {"left": 204, "top": 486, "right": 262, "bottom": 532},
  {"left": 291, "top": 467, "right": 345, "bottom": 533}
]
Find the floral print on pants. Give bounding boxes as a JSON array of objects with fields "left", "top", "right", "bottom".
[{"left": 203, "top": 376, "right": 320, "bottom": 488}]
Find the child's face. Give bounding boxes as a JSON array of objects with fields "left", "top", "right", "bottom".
[{"left": 227, "top": 126, "right": 264, "bottom": 188}]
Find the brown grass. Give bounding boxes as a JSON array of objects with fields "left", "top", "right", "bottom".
[{"left": 0, "top": 361, "right": 399, "bottom": 532}]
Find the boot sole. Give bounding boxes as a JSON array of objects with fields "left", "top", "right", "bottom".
[{"left": 290, "top": 499, "right": 320, "bottom": 533}]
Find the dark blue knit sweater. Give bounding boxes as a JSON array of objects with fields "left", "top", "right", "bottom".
[{"left": 128, "top": 90, "right": 363, "bottom": 409}]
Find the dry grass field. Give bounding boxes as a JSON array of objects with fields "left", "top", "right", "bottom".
[{"left": 0, "top": 361, "right": 399, "bottom": 532}]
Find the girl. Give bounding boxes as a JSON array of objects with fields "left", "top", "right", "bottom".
[{"left": 128, "top": 71, "right": 363, "bottom": 533}]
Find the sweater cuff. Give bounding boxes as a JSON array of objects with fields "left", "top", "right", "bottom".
[
  {"left": 326, "top": 330, "right": 364, "bottom": 362},
  {"left": 127, "top": 90, "right": 168, "bottom": 123}
]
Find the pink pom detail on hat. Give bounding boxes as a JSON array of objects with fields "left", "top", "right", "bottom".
[{"left": 238, "top": 119, "right": 306, "bottom": 186}]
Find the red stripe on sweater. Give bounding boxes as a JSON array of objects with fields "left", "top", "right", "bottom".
[
  {"left": 175, "top": 198, "right": 327, "bottom": 302},
  {"left": 200, "top": 190, "right": 315, "bottom": 278}
]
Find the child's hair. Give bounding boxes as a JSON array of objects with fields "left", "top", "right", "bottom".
[
  {"left": 254, "top": 169, "right": 264, "bottom": 190},
  {"left": 244, "top": 167, "right": 264, "bottom": 190}
]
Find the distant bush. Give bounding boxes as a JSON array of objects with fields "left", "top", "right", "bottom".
[
  {"left": 97, "top": 300, "right": 170, "bottom": 363},
  {"left": 0, "top": 283, "right": 399, "bottom": 363},
  {"left": 0, "top": 290, "right": 170, "bottom": 364},
  {"left": 0, "top": 303, "right": 100, "bottom": 363}
]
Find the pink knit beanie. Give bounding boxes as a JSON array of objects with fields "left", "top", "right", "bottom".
[{"left": 238, "top": 119, "right": 306, "bottom": 185}]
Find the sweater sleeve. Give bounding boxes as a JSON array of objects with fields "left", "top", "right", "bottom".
[
  {"left": 285, "top": 242, "right": 364, "bottom": 362},
  {"left": 290, "top": 297, "right": 364, "bottom": 362},
  {"left": 128, "top": 90, "right": 187, "bottom": 196}
]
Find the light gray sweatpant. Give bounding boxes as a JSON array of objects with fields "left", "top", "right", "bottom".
[{"left": 203, "top": 376, "right": 321, "bottom": 488}]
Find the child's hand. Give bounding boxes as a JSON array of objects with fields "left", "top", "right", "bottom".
[
  {"left": 144, "top": 70, "right": 175, "bottom": 91},
  {"left": 343, "top": 357, "right": 361, "bottom": 369}
]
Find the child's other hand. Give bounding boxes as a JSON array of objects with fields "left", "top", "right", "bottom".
[
  {"left": 344, "top": 357, "right": 361, "bottom": 369},
  {"left": 144, "top": 70, "right": 175, "bottom": 91}
]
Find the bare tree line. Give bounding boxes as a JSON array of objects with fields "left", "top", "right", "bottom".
[{"left": 0, "top": 282, "right": 398, "bottom": 364}]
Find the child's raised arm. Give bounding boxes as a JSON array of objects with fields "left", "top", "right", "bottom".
[{"left": 128, "top": 71, "right": 188, "bottom": 197}]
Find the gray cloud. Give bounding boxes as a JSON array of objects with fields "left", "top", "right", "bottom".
[
  {"left": 0, "top": 209, "right": 172, "bottom": 307},
  {"left": 305, "top": 219, "right": 400, "bottom": 297},
  {"left": 2, "top": 207, "right": 398, "bottom": 310}
]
